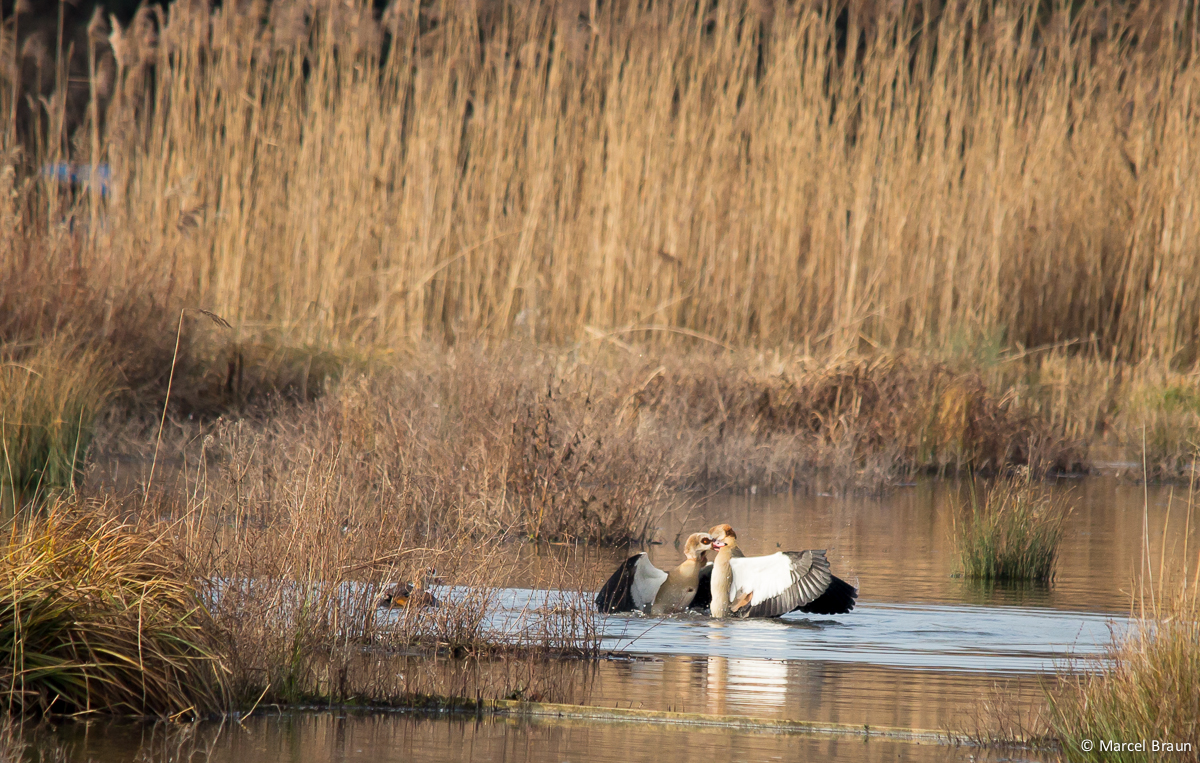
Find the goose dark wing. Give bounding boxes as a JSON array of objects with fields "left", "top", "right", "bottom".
[
  {"left": 594, "top": 553, "right": 667, "bottom": 612},
  {"left": 690, "top": 562, "right": 714, "bottom": 610},
  {"left": 798, "top": 574, "right": 857, "bottom": 615},
  {"left": 728, "top": 550, "right": 833, "bottom": 619}
]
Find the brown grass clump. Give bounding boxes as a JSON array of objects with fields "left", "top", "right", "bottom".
[
  {"left": 135, "top": 355, "right": 619, "bottom": 704},
  {"left": 0, "top": 498, "right": 228, "bottom": 717},
  {"left": 1049, "top": 592, "right": 1200, "bottom": 762},
  {"left": 192, "top": 350, "right": 675, "bottom": 544},
  {"left": 639, "top": 352, "right": 1079, "bottom": 490},
  {"left": 1113, "top": 367, "right": 1200, "bottom": 479}
]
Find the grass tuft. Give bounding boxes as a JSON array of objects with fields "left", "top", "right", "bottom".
[
  {"left": 956, "top": 475, "right": 1070, "bottom": 582},
  {"left": 0, "top": 498, "right": 228, "bottom": 717},
  {"left": 0, "top": 339, "right": 112, "bottom": 512},
  {"left": 1048, "top": 593, "right": 1200, "bottom": 762}
]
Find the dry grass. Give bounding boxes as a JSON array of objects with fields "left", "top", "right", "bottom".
[
  {"left": 66, "top": 344, "right": 1076, "bottom": 708},
  {"left": 191, "top": 351, "right": 677, "bottom": 544},
  {"left": 0, "top": 499, "right": 228, "bottom": 717},
  {"left": 636, "top": 350, "right": 1081, "bottom": 489},
  {"left": 1049, "top": 591, "right": 1200, "bottom": 761},
  {"left": 1, "top": 0, "right": 1197, "bottom": 470},
  {"left": 1113, "top": 366, "right": 1200, "bottom": 478},
  {"left": 956, "top": 677, "right": 1057, "bottom": 750},
  {"left": 1, "top": 338, "right": 113, "bottom": 512},
  {"left": 4, "top": 0, "right": 1200, "bottom": 721},
  {"left": 119, "top": 358, "right": 622, "bottom": 706},
  {"left": 1041, "top": 478, "right": 1200, "bottom": 760},
  {"left": 103, "top": 344, "right": 1077, "bottom": 511},
  {"left": 1, "top": 467, "right": 606, "bottom": 715}
]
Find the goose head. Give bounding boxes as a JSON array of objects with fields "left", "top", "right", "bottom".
[
  {"left": 708, "top": 524, "right": 739, "bottom": 552},
  {"left": 683, "top": 532, "right": 715, "bottom": 562}
]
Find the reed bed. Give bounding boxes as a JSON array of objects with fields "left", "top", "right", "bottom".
[
  {"left": 3, "top": 0, "right": 1200, "bottom": 362},
  {"left": 956, "top": 475, "right": 1071, "bottom": 581},
  {"left": 134, "top": 361, "right": 617, "bottom": 706},
  {"left": 0, "top": 499, "right": 228, "bottom": 717},
  {"left": 2, "top": 0, "right": 1198, "bottom": 474}
]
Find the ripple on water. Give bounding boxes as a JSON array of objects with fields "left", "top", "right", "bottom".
[{"left": 481, "top": 588, "right": 1120, "bottom": 673}]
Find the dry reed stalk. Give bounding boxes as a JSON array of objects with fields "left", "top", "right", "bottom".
[
  {"left": 1046, "top": 462, "right": 1200, "bottom": 761},
  {"left": 1048, "top": 593, "right": 1200, "bottom": 762}
]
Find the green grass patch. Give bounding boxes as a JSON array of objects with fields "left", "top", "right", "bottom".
[{"left": 956, "top": 476, "right": 1070, "bottom": 582}]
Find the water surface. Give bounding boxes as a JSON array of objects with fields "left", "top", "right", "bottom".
[
  {"left": 38, "top": 477, "right": 1196, "bottom": 762},
  {"left": 51, "top": 712, "right": 1048, "bottom": 763}
]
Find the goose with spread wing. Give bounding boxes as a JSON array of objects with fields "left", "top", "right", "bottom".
[
  {"left": 705, "top": 524, "right": 857, "bottom": 618},
  {"left": 595, "top": 533, "right": 715, "bottom": 615}
]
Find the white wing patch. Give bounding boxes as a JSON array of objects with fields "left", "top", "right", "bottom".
[
  {"left": 728, "top": 553, "right": 801, "bottom": 606},
  {"left": 631, "top": 555, "right": 668, "bottom": 609}
]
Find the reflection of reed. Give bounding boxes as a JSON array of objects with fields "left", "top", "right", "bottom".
[{"left": 41, "top": 710, "right": 1007, "bottom": 763}]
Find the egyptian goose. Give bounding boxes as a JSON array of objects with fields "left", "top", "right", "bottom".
[
  {"left": 595, "top": 533, "right": 715, "bottom": 615},
  {"left": 377, "top": 567, "right": 440, "bottom": 609},
  {"left": 706, "top": 524, "right": 857, "bottom": 618}
]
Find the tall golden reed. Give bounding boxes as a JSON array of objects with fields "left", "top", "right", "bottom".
[{"left": 3, "top": 0, "right": 1198, "bottom": 362}]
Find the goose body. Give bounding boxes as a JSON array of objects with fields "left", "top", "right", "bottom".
[
  {"left": 595, "top": 533, "right": 714, "bottom": 615},
  {"left": 708, "top": 525, "right": 856, "bottom": 619}
]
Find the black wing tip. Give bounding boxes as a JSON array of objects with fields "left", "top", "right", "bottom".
[
  {"left": 797, "top": 574, "right": 858, "bottom": 615},
  {"left": 594, "top": 553, "right": 645, "bottom": 612},
  {"left": 689, "top": 564, "right": 714, "bottom": 611}
]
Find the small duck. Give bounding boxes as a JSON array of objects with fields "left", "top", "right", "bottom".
[{"left": 377, "top": 566, "right": 440, "bottom": 609}]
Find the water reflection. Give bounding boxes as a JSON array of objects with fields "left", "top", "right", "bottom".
[
  {"left": 45, "top": 712, "right": 1053, "bottom": 763},
  {"left": 579, "top": 654, "right": 1055, "bottom": 732},
  {"left": 707, "top": 657, "right": 789, "bottom": 709}
]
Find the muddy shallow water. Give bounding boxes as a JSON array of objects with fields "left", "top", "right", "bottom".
[{"left": 37, "top": 478, "right": 1197, "bottom": 762}]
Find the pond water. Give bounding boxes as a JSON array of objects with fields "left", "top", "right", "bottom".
[
  {"left": 42, "top": 711, "right": 1041, "bottom": 763},
  {"left": 32, "top": 477, "right": 1198, "bottom": 763}
]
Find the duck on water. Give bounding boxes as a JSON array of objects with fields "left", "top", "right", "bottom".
[
  {"left": 378, "top": 567, "right": 441, "bottom": 609},
  {"left": 595, "top": 524, "right": 856, "bottom": 618}
]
